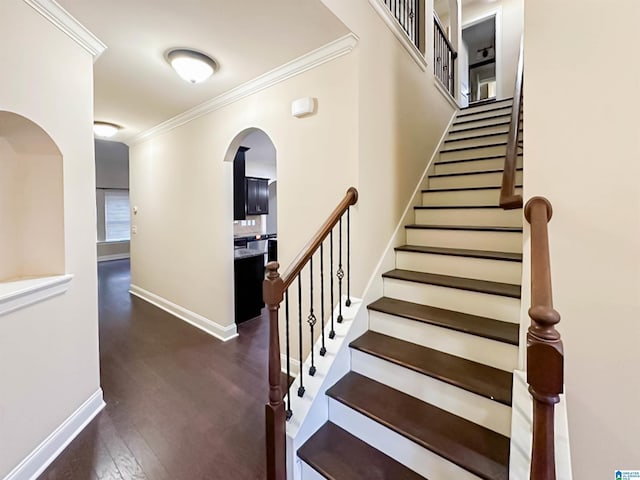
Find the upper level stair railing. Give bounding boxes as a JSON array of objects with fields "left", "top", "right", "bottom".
[
  {"left": 382, "top": 0, "right": 422, "bottom": 49},
  {"left": 500, "top": 36, "right": 524, "bottom": 209},
  {"left": 434, "top": 14, "right": 457, "bottom": 98},
  {"left": 264, "top": 187, "right": 358, "bottom": 480}
]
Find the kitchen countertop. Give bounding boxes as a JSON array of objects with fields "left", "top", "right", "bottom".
[
  {"left": 233, "top": 233, "right": 277, "bottom": 241},
  {"left": 234, "top": 248, "right": 266, "bottom": 260}
]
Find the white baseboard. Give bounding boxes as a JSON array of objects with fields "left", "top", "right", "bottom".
[
  {"left": 129, "top": 284, "right": 238, "bottom": 342},
  {"left": 4, "top": 388, "right": 105, "bottom": 480},
  {"left": 97, "top": 253, "right": 130, "bottom": 262}
]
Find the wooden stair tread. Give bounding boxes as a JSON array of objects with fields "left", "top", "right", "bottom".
[
  {"left": 423, "top": 185, "right": 522, "bottom": 193},
  {"left": 460, "top": 97, "right": 513, "bottom": 110},
  {"left": 444, "top": 131, "right": 509, "bottom": 142},
  {"left": 430, "top": 167, "right": 523, "bottom": 178},
  {"left": 368, "top": 296, "right": 519, "bottom": 345},
  {"left": 350, "top": 331, "right": 513, "bottom": 405},
  {"left": 440, "top": 141, "right": 508, "bottom": 153},
  {"left": 406, "top": 224, "right": 523, "bottom": 232},
  {"left": 395, "top": 245, "right": 522, "bottom": 262},
  {"left": 453, "top": 112, "right": 511, "bottom": 125},
  {"left": 326, "top": 372, "right": 510, "bottom": 480},
  {"left": 382, "top": 269, "right": 521, "bottom": 298},
  {"left": 435, "top": 152, "right": 522, "bottom": 165},
  {"left": 414, "top": 204, "right": 522, "bottom": 210},
  {"left": 298, "top": 422, "right": 425, "bottom": 480}
]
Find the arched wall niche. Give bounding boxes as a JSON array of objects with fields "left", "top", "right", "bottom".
[{"left": 0, "top": 110, "right": 65, "bottom": 282}]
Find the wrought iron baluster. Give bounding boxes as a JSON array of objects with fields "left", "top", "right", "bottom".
[
  {"left": 308, "top": 257, "right": 317, "bottom": 376},
  {"left": 346, "top": 207, "right": 352, "bottom": 307},
  {"left": 320, "top": 243, "right": 327, "bottom": 356},
  {"left": 297, "top": 274, "right": 305, "bottom": 397},
  {"left": 329, "top": 230, "right": 336, "bottom": 339},
  {"left": 337, "top": 217, "right": 344, "bottom": 323},
  {"left": 285, "top": 291, "right": 292, "bottom": 420}
]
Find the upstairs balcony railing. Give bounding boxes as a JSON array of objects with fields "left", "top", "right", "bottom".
[
  {"left": 383, "top": 0, "right": 421, "bottom": 49},
  {"left": 434, "top": 15, "right": 457, "bottom": 97}
]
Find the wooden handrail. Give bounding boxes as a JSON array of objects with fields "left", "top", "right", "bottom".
[
  {"left": 524, "top": 197, "right": 563, "bottom": 479},
  {"left": 500, "top": 36, "right": 524, "bottom": 209},
  {"left": 281, "top": 187, "right": 358, "bottom": 291},
  {"left": 264, "top": 187, "right": 358, "bottom": 480}
]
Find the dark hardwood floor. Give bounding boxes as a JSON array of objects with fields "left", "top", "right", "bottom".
[{"left": 40, "top": 260, "right": 271, "bottom": 480}]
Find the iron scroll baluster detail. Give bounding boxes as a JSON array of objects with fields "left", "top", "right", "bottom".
[
  {"left": 308, "top": 257, "right": 317, "bottom": 376},
  {"left": 337, "top": 217, "right": 344, "bottom": 323}
]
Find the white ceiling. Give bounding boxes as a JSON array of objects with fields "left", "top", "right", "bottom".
[{"left": 57, "top": 0, "right": 349, "bottom": 143}]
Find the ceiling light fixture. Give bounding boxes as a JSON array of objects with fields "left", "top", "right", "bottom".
[
  {"left": 93, "top": 121, "right": 121, "bottom": 138},
  {"left": 166, "top": 49, "right": 217, "bottom": 84}
]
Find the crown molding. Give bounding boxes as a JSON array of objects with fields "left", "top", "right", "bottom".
[
  {"left": 23, "top": 0, "right": 107, "bottom": 60},
  {"left": 128, "top": 32, "right": 359, "bottom": 146}
]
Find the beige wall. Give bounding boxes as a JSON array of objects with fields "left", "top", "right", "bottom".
[
  {"left": 462, "top": 0, "right": 523, "bottom": 99},
  {"left": 0, "top": 1, "right": 100, "bottom": 476},
  {"left": 129, "top": 0, "right": 455, "bottom": 341},
  {"left": 524, "top": 0, "right": 640, "bottom": 476},
  {"left": 320, "top": 0, "right": 456, "bottom": 296},
  {"left": 130, "top": 54, "right": 359, "bottom": 331}
]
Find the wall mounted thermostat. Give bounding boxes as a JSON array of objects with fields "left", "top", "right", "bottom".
[{"left": 291, "top": 97, "right": 316, "bottom": 118}]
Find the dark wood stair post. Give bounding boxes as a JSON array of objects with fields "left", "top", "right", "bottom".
[
  {"left": 525, "top": 197, "right": 563, "bottom": 480},
  {"left": 264, "top": 262, "right": 286, "bottom": 480}
]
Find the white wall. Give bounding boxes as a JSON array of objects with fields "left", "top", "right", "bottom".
[
  {"left": 524, "top": 0, "right": 640, "bottom": 477},
  {"left": 462, "top": 0, "right": 523, "bottom": 99},
  {"left": 0, "top": 1, "right": 101, "bottom": 477}
]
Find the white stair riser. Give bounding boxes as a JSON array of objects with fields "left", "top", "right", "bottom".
[
  {"left": 434, "top": 156, "right": 523, "bottom": 175},
  {"left": 395, "top": 250, "right": 522, "bottom": 284},
  {"left": 447, "top": 124, "right": 510, "bottom": 140},
  {"left": 460, "top": 99, "right": 513, "bottom": 115},
  {"left": 454, "top": 107, "right": 512, "bottom": 123},
  {"left": 300, "top": 462, "right": 326, "bottom": 480},
  {"left": 369, "top": 310, "right": 519, "bottom": 372},
  {"left": 406, "top": 228, "right": 522, "bottom": 253},
  {"left": 383, "top": 278, "right": 520, "bottom": 323},
  {"left": 421, "top": 187, "right": 523, "bottom": 206},
  {"left": 442, "top": 134, "right": 508, "bottom": 150},
  {"left": 451, "top": 115, "right": 517, "bottom": 132},
  {"left": 328, "top": 399, "right": 482, "bottom": 480},
  {"left": 429, "top": 170, "right": 523, "bottom": 189},
  {"left": 351, "top": 350, "right": 513, "bottom": 436},
  {"left": 440, "top": 144, "right": 507, "bottom": 162},
  {"left": 415, "top": 208, "right": 523, "bottom": 228}
]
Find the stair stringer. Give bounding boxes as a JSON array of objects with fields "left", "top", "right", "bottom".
[{"left": 284, "top": 111, "right": 457, "bottom": 480}]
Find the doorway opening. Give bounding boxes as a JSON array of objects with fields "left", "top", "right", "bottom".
[
  {"left": 462, "top": 15, "right": 497, "bottom": 104},
  {"left": 227, "top": 128, "right": 277, "bottom": 326}
]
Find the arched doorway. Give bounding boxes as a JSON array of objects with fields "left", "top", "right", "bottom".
[{"left": 224, "top": 128, "right": 277, "bottom": 326}]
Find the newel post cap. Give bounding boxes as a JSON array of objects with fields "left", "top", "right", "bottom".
[{"left": 263, "top": 262, "right": 284, "bottom": 306}]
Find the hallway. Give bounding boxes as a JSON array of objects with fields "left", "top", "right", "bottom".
[{"left": 40, "top": 260, "right": 270, "bottom": 479}]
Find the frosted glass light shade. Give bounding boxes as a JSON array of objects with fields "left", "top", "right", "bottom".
[
  {"left": 93, "top": 122, "right": 120, "bottom": 138},
  {"left": 167, "top": 49, "right": 217, "bottom": 84}
]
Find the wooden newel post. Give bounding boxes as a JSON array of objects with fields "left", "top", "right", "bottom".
[
  {"left": 264, "top": 261, "right": 286, "bottom": 480},
  {"left": 524, "top": 197, "right": 564, "bottom": 480}
]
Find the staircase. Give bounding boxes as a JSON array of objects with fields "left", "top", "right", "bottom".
[{"left": 297, "top": 98, "right": 524, "bottom": 479}]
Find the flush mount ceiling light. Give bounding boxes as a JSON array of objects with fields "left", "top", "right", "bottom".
[
  {"left": 166, "top": 48, "right": 218, "bottom": 84},
  {"left": 93, "top": 121, "right": 120, "bottom": 138}
]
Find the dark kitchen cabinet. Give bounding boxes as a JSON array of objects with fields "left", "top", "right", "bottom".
[
  {"left": 234, "top": 253, "right": 265, "bottom": 323},
  {"left": 245, "top": 177, "right": 269, "bottom": 215},
  {"left": 233, "top": 146, "right": 250, "bottom": 220}
]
